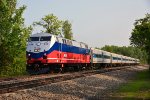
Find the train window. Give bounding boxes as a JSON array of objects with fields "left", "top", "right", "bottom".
[
  {"left": 40, "top": 36, "right": 51, "bottom": 41},
  {"left": 104, "top": 55, "right": 110, "bottom": 59},
  {"left": 96, "top": 54, "right": 98, "bottom": 58},
  {"left": 85, "top": 45, "right": 88, "bottom": 49},
  {"left": 67, "top": 40, "right": 69, "bottom": 45},
  {"left": 70, "top": 41, "right": 72, "bottom": 45},
  {"left": 64, "top": 40, "right": 66, "bottom": 44},
  {"left": 56, "top": 37, "right": 59, "bottom": 42},
  {"left": 93, "top": 54, "right": 103, "bottom": 58},
  {"left": 113, "top": 57, "right": 118, "bottom": 60},
  {"left": 67, "top": 40, "right": 71, "bottom": 45},
  {"left": 118, "top": 58, "right": 121, "bottom": 60},
  {"left": 80, "top": 43, "right": 82, "bottom": 48},
  {"left": 62, "top": 39, "right": 64, "bottom": 43},
  {"left": 98, "top": 54, "right": 103, "bottom": 58},
  {"left": 29, "top": 37, "right": 39, "bottom": 41},
  {"left": 62, "top": 39, "right": 66, "bottom": 44},
  {"left": 93, "top": 54, "right": 96, "bottom": 57}
]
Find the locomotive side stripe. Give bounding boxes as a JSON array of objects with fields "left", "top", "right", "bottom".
[
  {"left": 27, "top": 42, "right": 90, "bottom": 59},
  {"left": 47, "top": 58, "right": 82, "bottom": 60},
  {"left": 47, "top": 58, "right": 58, "bottom": 59}
]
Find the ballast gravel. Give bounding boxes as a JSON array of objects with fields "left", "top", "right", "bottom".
[{"left": 0, "top": 66, "right": 147, "bottom": 100}]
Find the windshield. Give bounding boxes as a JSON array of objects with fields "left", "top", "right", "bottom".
[
  {"left": 40, "top": 36, "right": 51, "bottom": 41},
  {"left": 29, "top": 37, "right": 39, "bottom": 41},
  {"left": 28, "top": 36, "right": 51, "bottom": 41}
]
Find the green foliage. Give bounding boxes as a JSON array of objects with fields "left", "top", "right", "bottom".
[
  {"left": 33, "top": 14, "right": 62, "bottom": 35},
  {"left": 112, "top": 70, "right": 150, "bottom": 99},
  {"left": 101, "top": 45, "right": 148, "bottom": 64},
  {"left": 130, "top": 14, "right": 150, "bottom": 64},
  {"left": 62, "top": 20, "right": 73, "bottom": 40},
  {"left": 33, "top": 14, "right": 73, "bottom": 40},
  {"left": 0, "top": 0, "right": 32, "bottom": 77}
]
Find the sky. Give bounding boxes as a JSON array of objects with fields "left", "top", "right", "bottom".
[{"left": 18, "top": 0, "right": 150, "bottom": 48}]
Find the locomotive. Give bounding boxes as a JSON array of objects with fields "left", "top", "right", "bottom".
[{"left": 26, "top": 33, "right": 139, "bottom": 74}]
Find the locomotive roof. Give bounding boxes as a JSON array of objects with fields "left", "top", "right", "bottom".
[
  {"left": 30, "top": 33, "right": 52, "bottom": 37},
  {"left": 31, "top": 33, "right": 88, "bottom": 44}
]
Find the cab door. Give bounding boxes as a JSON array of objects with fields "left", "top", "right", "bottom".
[
  {"left": 57, "top": 37, "right": 62, "bottom": 63},
  {"left": 90, "top": 49, "right": 93, "bottom": 63}
]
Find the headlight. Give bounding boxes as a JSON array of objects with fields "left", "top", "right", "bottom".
[
  {"left": 44, "top": 42, "right": 48, "bottom": 45},
  {"left": 36, "top": 42, "right": 41, "bottom": 46}
]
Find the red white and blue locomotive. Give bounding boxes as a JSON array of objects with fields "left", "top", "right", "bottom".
[
  {"left": 26, "top": 33, "right": 91, "bottom": 74},
  {"left": 26, "top": 33, "right": 139, "bottom": 74}
]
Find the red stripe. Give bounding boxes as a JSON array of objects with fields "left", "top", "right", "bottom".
[{"left": 28, "top": 50, "right": 90, "bottom": 64}]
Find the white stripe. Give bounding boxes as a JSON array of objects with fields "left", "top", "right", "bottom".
[
  {"left": 47, "top": 58, "right": 81, "bottom": 60},
  {"left": 64, "top": 58, "right": 86, "bottom": 60},
  {"left": 47, "top": 58, "right": 58, "bottom": 59}
]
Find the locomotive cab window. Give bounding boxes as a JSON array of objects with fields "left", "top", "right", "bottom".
[
  {"left": 40, "top": 36, "right": 51, "bottom": 41},
  {"left": 29, "top": 37, "right": 39, "bottom": 41}
]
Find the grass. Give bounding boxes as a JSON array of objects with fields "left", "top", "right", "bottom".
[{"left": 111, "top": 70, "right": 150, "bottom": 100}]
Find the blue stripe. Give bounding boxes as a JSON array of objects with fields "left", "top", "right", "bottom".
[{"left": 27, "top": 42, "right": 90, "bottom": 59}]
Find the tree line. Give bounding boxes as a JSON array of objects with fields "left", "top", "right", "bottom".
[
  {"left": 0, "top": 0, "right": 73, "bottom": 77},
  {"left": 0, "top": 0, "right": 32, "bottom": 76},
  {"left": 0, "top": 0, "right": 149, "bottom": 77},
  {"left": 130, "top": 14, "right": 150, "bottom": 67}
]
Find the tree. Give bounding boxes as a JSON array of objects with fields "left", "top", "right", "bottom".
[
  {"left": 33, "top": 14, "right": 62, "bottom": 35},
  {"left": 130, "top": 14, "right": 150, "bottom": 66},
  {"left": 0, "top": 0, "right": 32, "bottom": 76},
  {"left": 62, "top": 20, "right": 73, "bottom": 40}
]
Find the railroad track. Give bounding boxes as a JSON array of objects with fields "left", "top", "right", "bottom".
[{"left": 0, "top": 66, "right": 131, "bottom": 94}]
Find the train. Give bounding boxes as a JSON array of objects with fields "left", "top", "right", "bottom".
[{"left": 26, "top": 33, "right": 140, "bottom": 74}]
